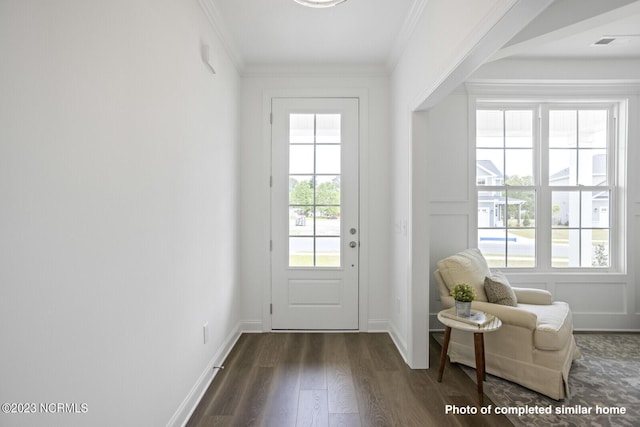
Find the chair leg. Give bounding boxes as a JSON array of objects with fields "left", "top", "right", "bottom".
[
  {"left": 474, "top": 332, "right": 485, "bottom": 406},
  {"left": 437, "top": 326, "right": 452, "bottom": 382}
]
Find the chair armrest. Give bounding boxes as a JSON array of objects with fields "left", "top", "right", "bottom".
[
  {"left": 513, "top": 287, "right": 553, "bottom": 305},
  {"left": 470, "top": 301, "right": 538, "bottom": 330}
]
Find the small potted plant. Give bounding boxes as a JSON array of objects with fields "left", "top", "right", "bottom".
[{"left": 451, "top": 283, "right": 475, "bottom": 317}]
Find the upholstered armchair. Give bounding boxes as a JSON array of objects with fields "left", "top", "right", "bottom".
[{"left": 434, "top": 248, "right": 581, "bottom": 400}]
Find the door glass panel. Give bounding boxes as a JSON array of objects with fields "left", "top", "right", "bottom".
[
  {"left": 288, "top": 114, "right": 342, "bottom": 267},
  {"left": 316, "top": 145, "right": 341, "bottom": 174},
  {"left": 289, "top": 176, "right": 313, "bottom": 205},
  {"left": 315, "top": 237, "right": 341, "bottom": 267},
  {"left": 290, "top": 114, "right": 314, "bottom": 144},
  {"left": 316, "top": 207, "right": 340, "bottom": 236},
  {"left": 290, "top": 237, "right": 314, "bottom": 266},
  {"left": 315, "top": 175, "right": 340, "bottom": 204},
  {"left": 316, "top": 114, "right": 341, "bottom": 144},
  {"left": 289, "top": 145, "right": 314, "bottom": 174},
  {"left": 289, "top": 208, "right": 313, "bottom": 236}
]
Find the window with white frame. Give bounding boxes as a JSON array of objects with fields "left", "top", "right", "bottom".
[{"left": 476, "top": 101, "right": 619, "bottom": 270}]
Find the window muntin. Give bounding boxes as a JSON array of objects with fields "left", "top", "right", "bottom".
[
  {"left": 477, "top": 108, "right": 536, "bottom": 268},
  {"left": 550, "top": 190, "right": 611, "bottom": 267},
  {"left": 288, "top": 113, "right": 342, "bottom": 267},
  {"left": 549, "top": 109, "right": 608, "bottom": 186},
  {"left": 476, "top": 103, "right": 614, "bottom": 270}
]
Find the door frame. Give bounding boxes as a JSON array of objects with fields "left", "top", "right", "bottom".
[{"left": 261, "top": 89, "right": 370, "bottom": 331}]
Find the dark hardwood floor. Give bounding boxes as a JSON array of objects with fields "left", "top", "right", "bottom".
[{"left": 186, "top": 332, "right": 512, "bottom": 427}]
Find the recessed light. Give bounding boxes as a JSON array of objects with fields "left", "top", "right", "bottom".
[{"left": 294, "top": 0, "right": 347, "bottom": 8}]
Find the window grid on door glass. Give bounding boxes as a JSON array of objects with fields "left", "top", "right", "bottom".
[{"left": 288, "top": 113, "right": 341, "bottom": 267}]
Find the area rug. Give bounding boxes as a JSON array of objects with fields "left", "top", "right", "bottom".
[{"left": 433, "top": 333, "right": 640, "bottom": 426}]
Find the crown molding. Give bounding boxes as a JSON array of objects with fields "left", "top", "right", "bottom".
[
  {"left": 241, "top": 63, "right": 389, "bottom": 78},
  {"left": 197, "top": 0, "right": 245, "bottom": 73},
  {"left": 466, "top": 79, "right": 640, "bottom": 96},
  {"left": 471, "top": 58, "right": 640, "bottom": 88},
  {"left": 386, "top": 0, "right": 427, "bottom": 72}
]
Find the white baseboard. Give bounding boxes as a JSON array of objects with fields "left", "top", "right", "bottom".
[
  {"left": 387, "top": 321, "right": 408, "bottom": 365},
  {"left": 166, "top": 323, "right": 243, "bottom": 427},
  {"left": 370, "top": 319, "right": 412, "bottom": 367},
  {"left": 239, "top": 320, "right": 264, "bottom": 333},
  {"left": 367, "top": 319, "right": 389, "bottom": 332}
]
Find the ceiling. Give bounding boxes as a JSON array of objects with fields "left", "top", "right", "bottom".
[
  {"left": 208, "top": 0, "right": 640, "bottom": 73},
  {"left": 210, "top": 0, "right": 418, "bottom": 69},
  {"left": 492, "top": 0, "right": 640, "bottom": 61},
  {"left": 509, "top": 13, "right": 640, "bottom": 59}
]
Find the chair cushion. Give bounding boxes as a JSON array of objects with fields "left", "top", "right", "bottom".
[
  {"left": 484, "top": 272, "right": 518, "bottom": 306},
  {"left": 520, "top": 302, "right": 573, "bottom": 351},
  {"left": 436, "top": 248, "right": 489, "bottom": 302}
]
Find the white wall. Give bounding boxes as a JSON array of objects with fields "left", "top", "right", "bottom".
[
  {"left": 388, "top": 0, "right": 545, "bottom": 367},
  {"left": 427, "top": 58, "right": 640, "bottom": 331},
  {"left": 238, "top": 70, "right": 391, "bottom": 332},
  {"left": 424, "top": 89, "right": 474, "bottom": 326},
  {"left": 0, "top": 1, "right": 240, "bottom": 426}
]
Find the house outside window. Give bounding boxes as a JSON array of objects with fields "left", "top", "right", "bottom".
[{"left": 475, "top": 101, "right": 622, "bottom": 270}]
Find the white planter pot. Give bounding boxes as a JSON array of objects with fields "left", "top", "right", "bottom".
[{"left": 455, "top": 300, "right": 472, "bottom": 317}]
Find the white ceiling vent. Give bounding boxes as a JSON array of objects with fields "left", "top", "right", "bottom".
[
  {"left": 593, "top": 37, "right": 616, "bottom": 45},
  {"left": 592, "top": 35, "right": 640, "bottom": 46}
]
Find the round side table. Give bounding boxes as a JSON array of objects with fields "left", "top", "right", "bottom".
[{"left": 437, "top": 308, "right": 502, "bottom": 406}]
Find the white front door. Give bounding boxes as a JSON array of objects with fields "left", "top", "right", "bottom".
[{"left": 271, "top": 98, "right": 359, "bottom": 330}]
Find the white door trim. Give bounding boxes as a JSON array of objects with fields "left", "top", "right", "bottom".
[
  {"left": 271, "top": 97, "right": 359, "bottom": 329},
  {"left": 261, "top": 88, "right": 370, "bottom": 332}
]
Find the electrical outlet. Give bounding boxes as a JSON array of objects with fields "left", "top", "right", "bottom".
[{"left": 203, "top": 322, "right": 209, "bottom": 344}]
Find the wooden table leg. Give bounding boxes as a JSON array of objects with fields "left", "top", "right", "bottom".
[
  {"left": 437, "top": 326, "right": 452, "bottom": 382},
  {"left": 474, "top": 332, "right": 485, "bottom": 406}
]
